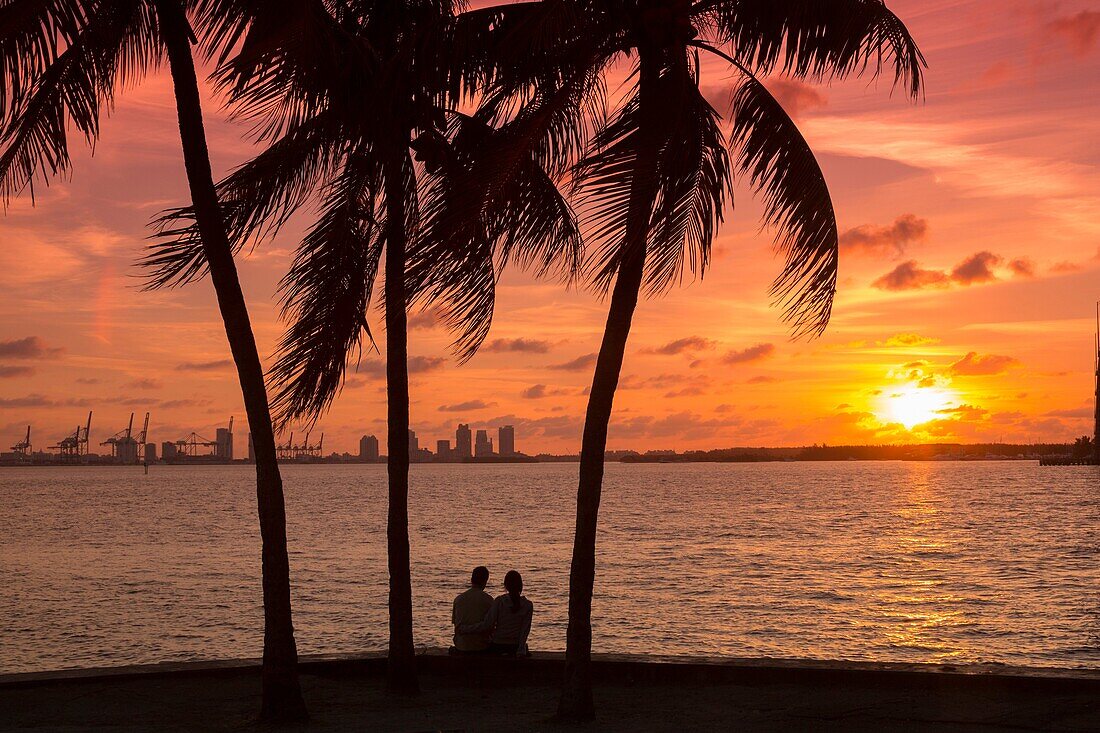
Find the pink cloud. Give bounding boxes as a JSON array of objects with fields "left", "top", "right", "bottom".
[
  {"left": 722, "top": 344, "right": 776, "bottom": 365},
  {"left": 643, "top": 336, "right": 716, "bottom": 355},
  {"left": 872, "top": 261, "right": 951, "bottom": 291},
  {"left": 549, "top": 353, "right": 597, "bottom": 371},
  {"left": 1009, "top": 258, "right": 1036, "bottom": 278},
  {"left": 766, "top": 78, "right": 827, "bottom": 119},
  {"left": 0, "top": 365, "right": 35, "bottom": 378},
  {"left": 1046, "top": 11, "right": 1100, "bottom": 57},
  {"left": 0, "top": 336, "right": 63, "bottom": 360},
  {"left": 840, "top": 214, "right": 928, "bottom": 257},
  {"left": 949, "top": 352, "right": 1020, "bottom": 377},
  {"left": 484, "top": 338, "right": 552, "bottom": 354},
  {"left": 951, "top": 251, "right": 1002, "bottom": 285}
]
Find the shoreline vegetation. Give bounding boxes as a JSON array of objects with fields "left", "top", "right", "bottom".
[
  {"left": 1, "top": 442, "right": 1087, "bottom": 467},
  {"left": 4, "top": 651, "right": 1098, "bottom": 732}
]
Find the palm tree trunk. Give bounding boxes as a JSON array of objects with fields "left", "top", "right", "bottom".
[
  {"left": 558, "top": 52, "right": 662, "bottom": 721},
  {"left": 155, "top": 0, "right": 305, "bottom": 721},
  {"left": 383, "top": 150, "right": 419, "bottom": 694}
]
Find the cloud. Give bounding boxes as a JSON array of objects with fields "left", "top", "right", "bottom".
[
  {"left": 884, "top": 333, "right": 939, "bottom": 347},
  {"left": 176, "top": 359, "right": 233, "bottom": 372},
  {"left": 159, "top": 398, "right": 209, "bottom": 409},
  {"left": 950, "top": 251, "right": 1002, "bottom": 285},
  {"left": 1045, "top": 406, "right": 1093, "bottom": 419},
  {"left": 0, "top": 336, "right": 63, "bottom": 359},
  {"left": 840, "top": 214, "right": 928, "bottom": 257},
  {"left": 873, "top": 252, "right": 1006, "bottom": 291},
  {"left": 409, "top": 356, "right": 446, "bottom": 373},
  {"left": 126, "top": 378, "right": 163, "bottom": 390},
  {"left": 0, "top": 365, "right": 34, "bottom": 378},
  {"left": 664, "top": 386, "right": 705, "bottom": 398},
  {"left": 948, "top": 352, "right": 1020, "bottom": 377},
  {"left": 721, "top": 343, "right": 775, "bottom": 365},
  {"left": 0, "top": 394, "right": 54, "bottom": 408},
  {"left": 549, "top": 353, "right": 597, "bottom": 371},
  {"left": 643, "top": 336, "right": 716, "bottom": 355},
  {"left": 521, "top": 384, "right": 573, "bottom": 399},
  {"left": 356, "top": 355, "right": 447, "bottom": 378},
  {"left": 439, "top": 400, "right": 496, "bottom": 412},
  {"left": 747, "top": 375, "right": 777, "bottom": 384},
  {"left": 872, "top": 260, "right": 950, "bottom": 291},
  {"left": 936, "top": 404, "right": 988, "bottom": 421},
  {"left": 1046, "top": 10, "right": 1100, "bottom": 56},
  {"left": 1050, "top": 260, "right": 1083, "bottom": 274},
  {"left": 1009, "top": 258, "right": 1036, "bottom": 278},
  {"left": 484, "top": 338, "right": 552, "bottom": 354},
  {"left": 766, "top": 79, "right": 827, "bottom": 119},
  {"left": 611, "top": 410, "right": 750, "bottom": 441},
  {"left": 407, "top": 308, "right": 442, "bottom": 330}
]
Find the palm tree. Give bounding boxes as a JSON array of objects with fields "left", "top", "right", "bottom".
[
  {"left": 454, "top": 0, "right": 924, "bottom": 720},
  {"left": 0, "top": 0, "right": 306, "bottom": 719},
  {"left": 144, "top": 0, "right": 582, "bottom": 692}
]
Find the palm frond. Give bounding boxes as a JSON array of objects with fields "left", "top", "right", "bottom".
[
  {"left": 269, "top": 152, "right": 383, "bottom": 426},
  {"left": 703, "top": 0, "right": 925, "bottom": 97},
  {"left": 644, "top": 51, "right": 731, "bottom": 295},
  {"left": 411, "top": 108, "right": 583, "bottom": 359},
  {"left": 570, "top": 66, "right": 647, "bottom": 294},
  {"left": 208, "top": 0, "right": 353, "bottom": 143},
  {"left": 140, "top": 108, "right": 346, "bottom": 290},
  {"left": 0, "top": 0, "right": 88, "bottom": 119},
  {"left": 729, "top": 68, "right": 838, "bottom": 337},
  {"left": 0, "top": 1, "right": 157, "bottom": 202}
]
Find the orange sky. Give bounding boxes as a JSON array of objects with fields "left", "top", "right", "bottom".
[{"left": 2, "top": 0, "right": 1099, "bottom": 455}]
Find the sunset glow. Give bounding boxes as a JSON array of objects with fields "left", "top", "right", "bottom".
[
  {"left": 880, "top": 387, "right": 957, "bottom": 430},
  {"left": 1, "top": 1, "right": 1099, "bottom": 455}
]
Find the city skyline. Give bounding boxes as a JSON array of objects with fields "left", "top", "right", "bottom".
[{"left": 1, "top": 0, "right": 1099, "bottom": 454}]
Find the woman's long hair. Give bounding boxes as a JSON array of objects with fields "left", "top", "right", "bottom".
[{"left": 504, "top": 570, "right": 523, "bottom": 612}]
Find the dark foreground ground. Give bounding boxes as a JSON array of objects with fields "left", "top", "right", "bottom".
[{"left": 2, "top": 652, "right": 1098, "bottom": 732}]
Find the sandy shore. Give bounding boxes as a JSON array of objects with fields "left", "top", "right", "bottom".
[{"left": 2, "top": 652, "right": 1098, "bottom": 732}]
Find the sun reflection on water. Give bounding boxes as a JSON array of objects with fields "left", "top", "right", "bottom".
[{"left": 873, "top": 462, "right": 974, "bottom": 663}]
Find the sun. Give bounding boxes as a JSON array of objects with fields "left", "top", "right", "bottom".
[{"left": 880, "top": 386, "right": 956, "bottom": 429}]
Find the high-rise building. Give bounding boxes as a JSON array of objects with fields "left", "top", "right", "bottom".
[
  {"left": 475, "top": 429, "right": 494, "bottom": 457},
  {"left": 408, "top": 429, "right": 419, "bottom": 455},
  {"left": 215, "top": 427, "right": 233, "bottom": 461},
  {"left": 359, "top": 434, "right": 379, "bottom": 461},
  {"left": 161, "top": 441, "right": 177, "bottom": 461},
  {"left": 144, "top": 442, "right": 157, "bottom": 463},
  {"left": 436, "top": 439, "right": 451, "bottom": 460},
  {"left": 456, "top": 424, "right": 472, "bottom": 458},
  {"left": 498, "top": 425, "right": 515, "bottom": 457}
]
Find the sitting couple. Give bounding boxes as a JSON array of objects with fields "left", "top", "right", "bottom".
[{"left": 451, "top": 566, "right": 533, "bottom": 657}]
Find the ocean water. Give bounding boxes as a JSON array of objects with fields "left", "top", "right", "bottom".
[{"left": 1, "top": 461, "right": 1097, "bottom": 675}]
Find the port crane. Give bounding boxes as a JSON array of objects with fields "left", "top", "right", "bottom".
[
  {"left": 276, "top": 430, "right": 324, "bottom": 461},
  {"left": 99, "top": 412, "right": 150, "bottom": 464},
  {"left": 50, "top": 412, "right": 91, "bottom": 462},
  {"left": 100, "top": 412, "right": 134, "bottom": 460},
  {"left": 137, "top": 412, "right": 150, "bottom": 449},
  {"left": 10, "top": 425, "right": 31, "bottom": 459},
  {"left": 174, "top": 432, "right": 218, "bottom": 457}
]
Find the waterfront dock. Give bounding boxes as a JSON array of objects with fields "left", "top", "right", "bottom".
[{"left": 3, "top": 650, "right": 1098, "bottom": 731}]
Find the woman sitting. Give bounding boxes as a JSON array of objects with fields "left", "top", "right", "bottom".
[{"left": 458, "top": 569, "right": 533, "bottom": 656}]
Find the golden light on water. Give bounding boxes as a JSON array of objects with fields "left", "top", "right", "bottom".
[{"left": 879, "top": 386, "right": 957, "bottom": 429}]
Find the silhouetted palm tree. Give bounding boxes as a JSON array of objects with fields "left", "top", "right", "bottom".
[
  {"left": 0, "top": 0, "right": 306, "bottom": 720},
  {"left": 143, "top": 0, "right": 582, "bottom": 693},
  {"left": 450, "top": 0, "right": 925, "bottom": 719}
]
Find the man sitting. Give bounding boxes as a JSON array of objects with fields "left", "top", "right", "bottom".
[{"left": 451, "top": 565, "right": 494, "bottom": 653}]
